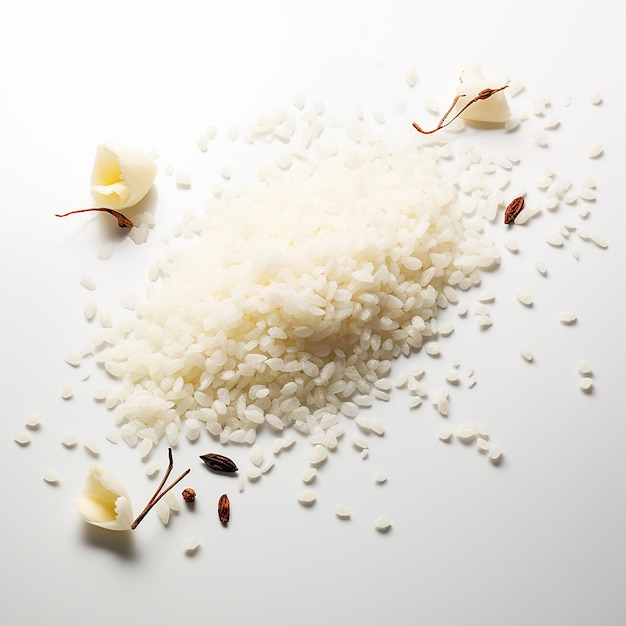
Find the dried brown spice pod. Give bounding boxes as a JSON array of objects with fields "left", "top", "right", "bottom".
[
  {"left": 218, "top": 493, "right": 230, "bottom": 525},
  {"left": 55, "top": 207, "right": 134, "bottom": 228},
  {"left": 504, "top": 196, "right": 525, "bottom": 224},
  {"left": 199, "top": 453, "right": 238, "bottom": 473},
  {"left": 182, "top": 487, "right": 196, "bottom": 503}
]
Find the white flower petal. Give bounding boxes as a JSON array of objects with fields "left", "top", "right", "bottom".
[
  {"left": 76, "top": 465, "right": 134, "bottom": 531},
  {"left": 90, "top": 143, "right": 157, "bottom": 210},
  {"left": 454, "top": 65, "right": 510, "bottom": 124}
]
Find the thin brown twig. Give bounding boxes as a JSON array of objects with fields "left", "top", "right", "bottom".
[
  {"left": 436, "top": 94, "right": 464, "bottom": 128},
  {"left": 130, "top": 448, "right": 191, "bottom": 530},
  {"left": 55, "top": 207, "right": 134, "bottom": 228},
  {"left": 413, "top": 85, "right": 509, "bottom": 135}
]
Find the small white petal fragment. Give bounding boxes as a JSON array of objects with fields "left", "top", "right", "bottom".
[
  {"left": 454, "top": 66, "right": 510, "bottom": 123},
  {"left": 90, "top": 143, "right": 157, "bottom": 210},
  {"left": 334, "top": 504, "right": 351, "bottom": 520},
  {"left": 76, "top": 465, "right": 134, "bottom": 531},
  {"left": 375, "top": 516, "right": 393, "bottom": 533},
  {"left": 297, "top": 489, "right": 317, "bottom": 506},
  {"left": 184, "top": 536, "right": 200, "bottom": 554},
  {"left": 535, "top": 259, "right": 548, "bottom": 276},
  {"left": 61, "top": 386, "right": 74, "bottom": 400},
  {"left": 521, "top": 346, "right": 534, "bottom": 362},
  {"left": 577, "top": 359, "right": 592, "bottom": 376}
]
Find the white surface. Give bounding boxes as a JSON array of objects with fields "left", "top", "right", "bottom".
[{"left": 1, "top": 1, "right": 625, "bottom": 625}]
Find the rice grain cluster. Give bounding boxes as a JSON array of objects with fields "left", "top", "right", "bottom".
[{"left": 93, "top": 127, "right": 500, "bottom": 453}]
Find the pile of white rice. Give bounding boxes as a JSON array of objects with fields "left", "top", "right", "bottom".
[{"left": 93, "top": 125, "right": 500, "bottom": 453}]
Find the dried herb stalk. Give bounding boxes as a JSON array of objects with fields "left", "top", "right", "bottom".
[
  {"left": 131, "top": 448, "right": 190, "bottom": 530},
  {"left": 413, "top": 86, "right": 508, "bottom": 135},
  {"left": 55, "top": 207, "right": 134, "bottom": 228}
]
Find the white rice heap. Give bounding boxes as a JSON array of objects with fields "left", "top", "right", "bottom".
[{"left": 94, "top": 130, "right": 500, "bottom": 451}]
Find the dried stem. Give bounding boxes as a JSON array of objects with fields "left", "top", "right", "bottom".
[
  {"left": 131, "top": 448, "right": 191, "bottom": 530},
  {"left": 55, "top": 207, "right": 134, "bottom": 228},
  {"left": 413, "top": 85, "right": 508, "bottom": 135}
]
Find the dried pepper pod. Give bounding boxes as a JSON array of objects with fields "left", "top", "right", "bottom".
[
  {"left": 199, "top": 453, "right": 238, "bottom": 473},
  {"left": 218, "top": 494, "right": 230, "bottom": 525},
  {"left": 182, "top": 488, "right": 196, "bottom": 503},
  {"left": 504, "top": 196, "right": 525, "bottom": 224}
]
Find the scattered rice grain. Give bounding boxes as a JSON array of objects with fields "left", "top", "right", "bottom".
[
  {"left": 559, "top": 311, "right": 578, "bottom": 325},
  {"left": 14, "top": 431, "right": 31, "bottom": 446},
  {"left": 334, "top": 503, "right": 351, "bottom": 519},
  {"left": 184, "top": 536, "right": 200, "bottom": 553},
  {"left": 588, "top": 144, "right": 603, "bottom": 158},
  {"left": 297, "top": 489, "right": 316, "bottom": 506},
  {"left": 43, "top": 470, "right": 59, "bottom": 484},
  {"left": 374, "top": 516, "right": 392, "bottom": 532}
]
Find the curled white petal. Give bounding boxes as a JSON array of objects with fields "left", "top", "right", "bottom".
[
  {"left": 455, "top": 65, "right": 510, "bottom": 124},
  {"left": 90, "top": 143, "right": 156, "bottom": 210},
  {"left": 76, "top": 465, "right": 134, "bottom": 531}
]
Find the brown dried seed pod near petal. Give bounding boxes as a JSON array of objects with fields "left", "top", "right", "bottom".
[
  {"left": 199, "top": 453, "right": 238, "bottom": 473},
  {"left": 504, "top": 196, "right": 525, "bottom": 224},
  {"left": 182, "top": 488, "right": 196, "bottom": 503},
  {"left": 218, "top": 493, "right": 230, "bottom": 525}
]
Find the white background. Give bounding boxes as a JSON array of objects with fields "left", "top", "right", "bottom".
[{"left": 1, "top": 1, "right": 625, "bottom": 625}]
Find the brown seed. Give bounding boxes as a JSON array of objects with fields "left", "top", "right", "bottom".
[
  {"left": 199, "top": 453, "right": 238, "bottom": 473},
  {"left": 504, "top": 196, "right": 525, "bottom": 224},
  {"left": 218, "top": 493, "right": 230, "bottom": 525},
  {"left": 182, "top": 487, "right": 196, "bottom": 503}
]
